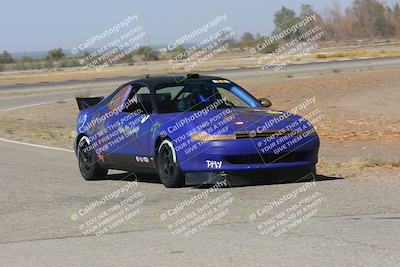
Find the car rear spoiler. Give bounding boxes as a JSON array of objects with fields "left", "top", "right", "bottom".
[{"left": 76, "top": 97, "right": 104, "bottom": 110}]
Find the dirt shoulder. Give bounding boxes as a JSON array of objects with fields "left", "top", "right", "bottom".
[{"left": 1, "top": 48, "right": 399, "bottom": 86}]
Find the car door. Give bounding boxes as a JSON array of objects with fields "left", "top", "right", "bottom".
[
  {"left": 89, "top": 83, "right": 132, "bottom": 166},
  {"left": 106, "top": 84, "right": 155, "bottom": 170}
]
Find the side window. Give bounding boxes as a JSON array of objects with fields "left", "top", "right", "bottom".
[
  {"left": 123, "top": 86, "right": 153, "bottom": 114},
  {"left": 108, "top": 85, "right": 132, "bottom": 111},
  {"left": 157, "top": 86, "right": 182, "bottom": 100},
  {"left": 155, "top": 85, "right": 184, "bottom": 113}
]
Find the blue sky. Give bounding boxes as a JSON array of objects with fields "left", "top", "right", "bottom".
[{"left": 1, "top": 0, "right": 358, "bottom": 52}]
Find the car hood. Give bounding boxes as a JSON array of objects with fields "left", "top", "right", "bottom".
[{"left": 161, "top": 108, "right": 313, "bottom": 135}]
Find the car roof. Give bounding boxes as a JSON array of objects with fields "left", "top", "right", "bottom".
[{"left": 129, "top": 74, "right": 229, "bottom": 88}]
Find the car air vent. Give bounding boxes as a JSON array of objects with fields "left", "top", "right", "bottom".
[
  {"left": 235, "top": 130, "right": 300, "bottom": 139},
  {"left": 225, "top": 152, "right": 309, "bottom": 164}
]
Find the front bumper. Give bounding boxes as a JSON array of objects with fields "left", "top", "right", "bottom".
[{"left": 177, "top": 134, "right": 319, "bottom": 172}]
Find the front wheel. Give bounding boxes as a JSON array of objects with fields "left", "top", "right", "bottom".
[
  {"left": 157, "top": 140, "right": 184, "bottom": 188},
  {"left": 78, "top": 136, "right": 108, "bottom": 181}
]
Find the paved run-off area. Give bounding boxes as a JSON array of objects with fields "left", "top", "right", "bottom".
[{"left": 0, "top": 139, "right": 399, "bottom": 266}]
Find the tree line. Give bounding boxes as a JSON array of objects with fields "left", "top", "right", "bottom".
[
  {"left": 239, "top": 0, "right": 400, "bottom": 46},
  {"left": 0, "top": 47, "right": 162, "bottom": 72},
  {"left": 323, "top": 0, "right": 400, "bottom": 40}
]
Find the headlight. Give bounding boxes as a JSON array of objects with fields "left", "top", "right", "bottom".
[{"left": 190, "top": 131, "right": 236, "bottom": 141}]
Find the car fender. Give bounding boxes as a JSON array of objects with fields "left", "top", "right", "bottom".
[{"left": 158, "top": 139, "right": 177, "bottom": 163}]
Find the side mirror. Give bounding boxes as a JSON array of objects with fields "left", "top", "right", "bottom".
[{"left": 259, "top": 98, "right": 272, "bottom": 108}]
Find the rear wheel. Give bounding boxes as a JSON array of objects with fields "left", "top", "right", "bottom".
[
  {"left": 157, "top": 140, "right": 184, "bottom": 188},
  {"left": 78, "top": 136, "right": 108, "bottom": 180}
]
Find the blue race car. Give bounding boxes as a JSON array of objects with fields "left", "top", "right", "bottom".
[{"left": 74, "top": 74, "right": 319, "bottom": 187}]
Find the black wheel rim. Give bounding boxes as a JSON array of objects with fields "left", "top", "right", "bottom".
[
  {"left": 78, "top": 140, "right": 91, "bottom": 175},
  {"left": 161, "top": 146, "right": 174, "bottom": 179}
]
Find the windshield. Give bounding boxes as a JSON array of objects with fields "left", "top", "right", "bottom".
[{"left": 155, "top": 81, "right": 261, "bottom": 113}]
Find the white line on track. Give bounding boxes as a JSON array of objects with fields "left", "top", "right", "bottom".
[
  {"left": 0, "top": 99, "right": 73, "bottom": 113},
  {"left": 220, "top": 67, "right": 241, "bottom": 70},
  {"left": 0, "top": 138, "right": 74, "bottom": 153}
]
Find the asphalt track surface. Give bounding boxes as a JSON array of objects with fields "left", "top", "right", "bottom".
[{"left": 1, "top": 58, "right": 400, "bottom": 266}]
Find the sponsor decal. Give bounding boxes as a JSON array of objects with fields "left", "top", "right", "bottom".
[
  {"left": 78, "top": 114, "right": 88, "bottom": 125},
  {"left": 87, "top": 112, "right": 101, "bottom": 135},
  {"left": 267, "top": 110, "right": 284, "bottom": 115},
  {"left": 206, "top": 160, "right": 223, "bottom": 169},
  {"left": 136, "top": 156, "right": 150, "bottom": 163},
  {"left": 212, "top": 79, "right": 231, "bottom": 84},
  {"left": 108, "top": 85, "right": 132, "bottom": 111},
  {"left": 151, "top": 120, "right": 162, "bottom": 138},
  {"left": 118, "top": 125, "right": 140, "bottom": 137},
  {"left": 141, "top": 115, "right": 150, "bottom": 124}
]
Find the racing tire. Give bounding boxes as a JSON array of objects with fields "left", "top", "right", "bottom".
[
  {"left": 157, "top": 140, "right": 185, "bottom": 188},
  {"left": 77, "top": 136, "right": 108, "bottom": 181}
]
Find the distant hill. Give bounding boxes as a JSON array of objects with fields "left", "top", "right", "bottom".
[
  {"left": 11, "top": 50, "right": 48, "bottom": 59},
  {"left": 10, "top": 49, "right": 95, "bottom": 59},
  {"left": 9, "top": 43, "right": 196, "bottom": 59}
]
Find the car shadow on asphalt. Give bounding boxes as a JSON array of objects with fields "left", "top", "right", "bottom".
[
  {"left": 193, "top": 174, "right": 344, "bottom": 189},
  {"left": 101, "top": 172, "right": 344, "bottom": 188},
  {"left": 102, "top": 172, "right": 161, "bottom": 184}
]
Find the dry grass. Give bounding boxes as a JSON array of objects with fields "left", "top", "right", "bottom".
[
  {"left": 1, "top": 47, "right": 399, "bottom": 86},
  {"left": 318, "top": 158, "right": 400, "bottom": 170},
  {"left": 0, "top": 100, "right": 76, "bottom": 149},
  {"left": 315, "top": 49, "right": 400, "bottom": 59},
  {"left": 0, "top": 55, "right": 255, "bottom": 85}
]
